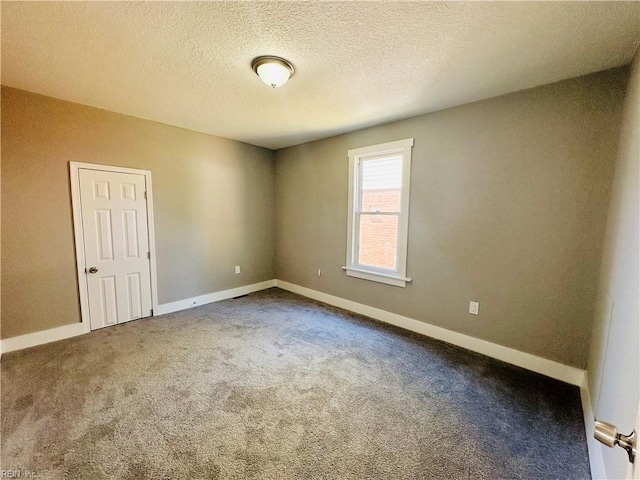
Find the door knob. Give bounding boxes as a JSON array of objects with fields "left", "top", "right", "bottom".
[
  {"left": 87, "top": 267, "right": 99, "bottom": 274},
  {"left": 594, "top": 420, "right": 636, "bottom": 463}
]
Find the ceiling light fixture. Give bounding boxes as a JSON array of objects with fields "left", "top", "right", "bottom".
[{"left": 251, "top": 56, "right": 295, "bottom": 88}]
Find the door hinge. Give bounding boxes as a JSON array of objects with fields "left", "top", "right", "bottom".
[
  {"left": 147, "top": 251, "right": 151, "bottom": 260},
  {"left": 144, "top": 191, "right": 147, "bottom": 200}
]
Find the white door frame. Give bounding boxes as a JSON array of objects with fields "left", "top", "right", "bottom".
[{"left": 70, "top": 161, "right": 159, "bottom": 332}]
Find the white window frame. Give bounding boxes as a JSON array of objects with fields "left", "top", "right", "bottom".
[{"left": 344, "top": 138, "right": 413, "bottom": 287}]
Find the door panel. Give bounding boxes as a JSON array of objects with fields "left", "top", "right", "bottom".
[
  {"left": 126, "top": 272, "right": 143, "bottom": 319},
  {"left": 633, "top": 403, "right": 640, "bottom": 479},
  {"left": 592, "top": 277, "right": 639, "bottom": 480},
  {"left": 596, "top": 291, "right": 639, "bottom": 479},
  {"left": 79, "top": 169, "right": 152, "bottom": 330},
  {"left": 99, "top": 276, "right": 118, "bottom": 326},
  {"left": 123, "top": 210, "right": 140, "bottom": 258},
  {"left": 95, "top": 209, "right": 115, "bottom": 261}
]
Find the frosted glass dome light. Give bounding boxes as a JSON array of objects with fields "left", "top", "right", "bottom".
[{"left": 252, "top": 56, "right": 295, "bottom": 88}]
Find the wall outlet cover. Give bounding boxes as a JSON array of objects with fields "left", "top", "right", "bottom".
[{"left": 469, "top": 301, "right": 479, "bottom": 315}]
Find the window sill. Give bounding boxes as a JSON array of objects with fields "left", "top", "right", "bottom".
[{"left": 341, "top": 266, "right": 411, "bottom": 288}]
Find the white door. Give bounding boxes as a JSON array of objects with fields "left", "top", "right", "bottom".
[
  {"left": 78, "top": 168, "right": 153, "bottom": 330},
  {"left": 594, "top": 285, "right": 639, "bottom": 479},
  {"left": 633, "top": 407, "right": 640, "bottom": 480}
]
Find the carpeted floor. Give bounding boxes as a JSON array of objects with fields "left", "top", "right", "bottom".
[{"left": 1, "top": 288, "right": 590, "bottom": 479}]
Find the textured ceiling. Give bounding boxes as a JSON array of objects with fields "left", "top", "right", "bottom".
[{"left": 2, "top": 2, "right": 639, "bottom": 150}]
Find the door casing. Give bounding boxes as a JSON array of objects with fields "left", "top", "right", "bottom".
[{"left": 70, "top": 161, "right": 159, "bottom": 332}]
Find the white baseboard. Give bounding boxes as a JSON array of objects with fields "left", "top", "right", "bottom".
[
  {"left": 275, "top": 280, "right": 586, "bottom": 386},
  {"left": 580, "top": 374, "right": 607, "bottom": 479},
  {"left": 155, "top": 279, "right": 276, "bottom": 315},
  {"left": 0, "top": 321, "right": 87, "bottom": 355},
  {"left": 1, "top": 277, "right": 585, "bottom": 388},
  {"left": 0, "top": 279, "right": 277, "bottom": 356},
  {"left": 3, "top": 277, "right": 598, "bottom": 474}
]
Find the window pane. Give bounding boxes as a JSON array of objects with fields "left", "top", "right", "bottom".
[
  {"left": 360, "top": 156, "right": 402, "bottom": 212},
  {"left": 358, "top": 214, "right": 398, "bottom": 270}
]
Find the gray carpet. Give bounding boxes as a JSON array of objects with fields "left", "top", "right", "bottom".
[{"left": 1, "top": 288, "right": 590, "bottom": 479}]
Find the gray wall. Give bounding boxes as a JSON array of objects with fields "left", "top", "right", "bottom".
[
  {"left": 1, "top": 67, "right": 630, "bottom": 370},
  {"left": 587, "top": 49, "right": 639, "bottom": 480},
  {"left": 275, "top": 68, "right": 628, "bottom": 369},
  {"left": 1, "top": 87, "right": 276, "bottom": 339}
]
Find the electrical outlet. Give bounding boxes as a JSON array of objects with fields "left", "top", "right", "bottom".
[
  {"left": 469, "top": 301, "right": 479, "bottom": 315},
  {"left": 317, "top": 268, "right": 322, "bottom": 277},
  {"left": 235, "top": 266, "right": 241, "bottom": 274}
]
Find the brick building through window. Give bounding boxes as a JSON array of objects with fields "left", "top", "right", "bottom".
[{"left": 358, "top": 188, "right": 401, "bottom": 269}]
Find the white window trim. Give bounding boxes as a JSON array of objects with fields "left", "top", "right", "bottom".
[{"left": 344, "top": 138, "right": 413, "bottom": 288}]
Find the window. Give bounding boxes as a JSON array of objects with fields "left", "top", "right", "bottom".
[{"left": 344, "top": 138, "right": 413, "bottom": 287}]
